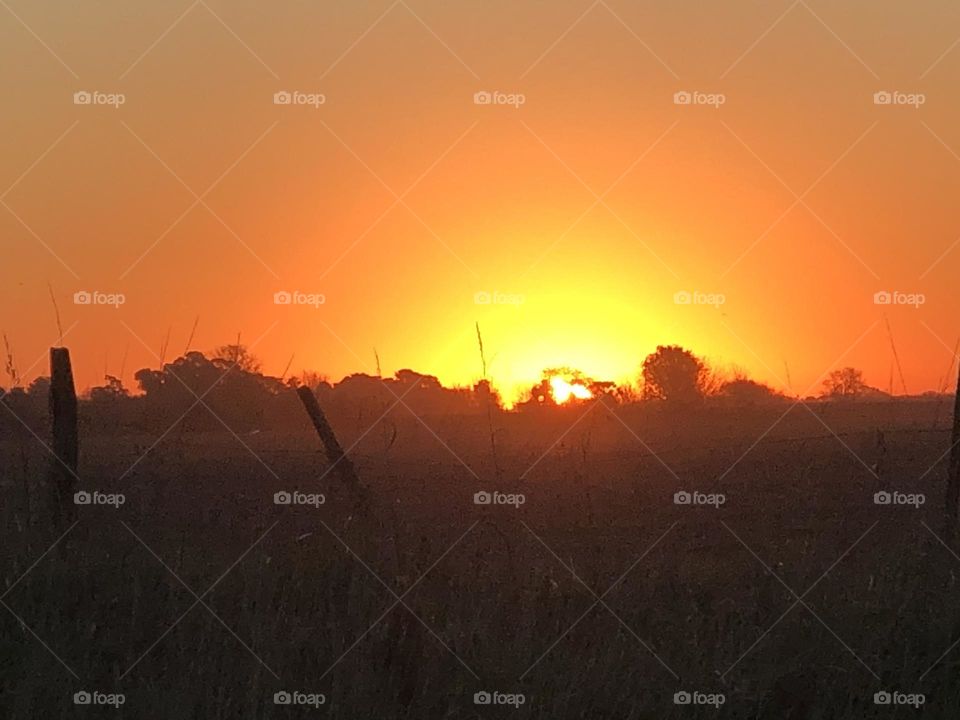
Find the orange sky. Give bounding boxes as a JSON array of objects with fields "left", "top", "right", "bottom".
[{"left": 2, "top": 0, "right": 960, "bottom": 403}]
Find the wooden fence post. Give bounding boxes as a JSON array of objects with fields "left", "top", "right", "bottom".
[
  {"left": 947, "top": 364, "right": 960, "bottom": 521},
  {"left": 49, "top": 347, "right": 79, "bottom": 524},
  {"left": 296, "top": 385, "right": 361, "bottom": 490}
]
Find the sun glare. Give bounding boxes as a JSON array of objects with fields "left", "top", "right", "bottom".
[{"left": 549, "top": 376, "right": 593, "bottom": 404}]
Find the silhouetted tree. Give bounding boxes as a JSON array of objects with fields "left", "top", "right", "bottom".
[
  {"left": 134, "top": 351, "right": 282, "bottom": 430},
  {"left": 821, "top": 367, "right": 868, "bottom": 398},
  {"left": 88, "top": 375, "right": 127, "bottom": 402},
  {"left": 392, "top": 369, "right": 458, "bottom": 415},
  {"left": 291, "top": 371, "right": 330, "bottom": 393},
  {"left": 521, "top": 378, "right": 554, "bottom": 408},
  {"left": 212, "top": 344, "right": 262, "bottom": 373},
  {"left": 1, "top": 376, "right": 51, "bottom": 426},
  {"left": 473, "top": 379, "right": 502, "bottom": 409},
  {"left": 87, "top": 375, "right": 128, "bottom": 427},
  {"left": 718, "top": 377, "right": 784, "bottom": 405},
  {"left": 27, "top": 376, "right": 50, "bottom": 399},
  {"left": 641, "top": 345, "right": 708, "bottom": 404},
  {"left": 394, "top": 369, "right": 441, "bottom": 390}
]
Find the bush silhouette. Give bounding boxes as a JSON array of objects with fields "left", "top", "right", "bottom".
[{"left": 641, "top": 345, "right": 708, "bottom": 404}]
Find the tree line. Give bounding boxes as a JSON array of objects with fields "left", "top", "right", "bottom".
[{"left": 0, "top": 341, "right": 903, "bottom": 436}]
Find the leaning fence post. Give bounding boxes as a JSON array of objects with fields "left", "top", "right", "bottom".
[
  {"left": 947, "top": 364, "right": 960, "bottom": 521},
  {"left": 49, "top": 347, "right": 79, "bottom": 524},
  {"left": 296, "top": 385, "right": 362, "bottom": 492}
]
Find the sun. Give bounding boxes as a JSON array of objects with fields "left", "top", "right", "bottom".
[{"left": 549, "top": 375, "right": 593, "bottom": 404}]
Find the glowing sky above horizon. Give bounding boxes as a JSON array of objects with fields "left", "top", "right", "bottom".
[{"left": 2, "top": 0, "right": 960, "bottom": 403}]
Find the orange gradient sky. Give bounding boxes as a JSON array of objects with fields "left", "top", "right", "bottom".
[{"left": 2, "top": 0, "right": 960, "bottom": 403}]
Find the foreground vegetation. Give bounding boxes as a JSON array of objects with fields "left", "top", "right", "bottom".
[{"left": 1, "top": 391, "right": 958, "bottom": 718}]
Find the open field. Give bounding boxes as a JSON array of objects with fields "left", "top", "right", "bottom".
[{"left": 2, "top": 397, "right": 959, "bottom": 718}]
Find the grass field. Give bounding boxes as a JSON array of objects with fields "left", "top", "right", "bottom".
[{"left": 2, "top": 397, "right": 959, "bottom": 718}]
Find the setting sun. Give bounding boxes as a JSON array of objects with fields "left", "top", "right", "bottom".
[{"left": 548, "top": 375, "right": 593, "bottom": 404}]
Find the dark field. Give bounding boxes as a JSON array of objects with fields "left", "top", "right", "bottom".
[{"left": 2, "top": 398, "right": 959, "bottom": 718}]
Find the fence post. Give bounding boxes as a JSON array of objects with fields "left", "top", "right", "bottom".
[
  {"left": 49, "top": 347, "right": 79, "bottom": 524},
  {"left": 947, "top": 364, "right": 960, "bottom": 520},
  {"left": 296, "top": 385, "right": 361, "bottom": 490}
]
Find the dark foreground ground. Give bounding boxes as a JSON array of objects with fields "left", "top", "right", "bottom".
[{"left": 2, "top": 397, "right": 958, "bottom": 718}]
